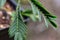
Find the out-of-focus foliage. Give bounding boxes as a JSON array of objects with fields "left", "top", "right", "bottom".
[
  {"left": 0, "top": 0, "right": 57, "bottom": 40},
  {"left": 0, "top": 0, "right": 6, "bottom": 8},
  {"left": 9, "top": 0, "right": 57, "bottom": 40}
]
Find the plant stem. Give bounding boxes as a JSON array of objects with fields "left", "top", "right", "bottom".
[{"left": 16, "top": 0, "right": 20, "bottom": 32}]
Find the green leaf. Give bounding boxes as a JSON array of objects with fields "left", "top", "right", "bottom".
[
  {"left": 29, "top": 1, "right": 42, "bottom": 21},
  {"left": 9, "top": 12, "right": 27, "bottom": 39},
  {"left": 36, "top": 8, "right": 42, "bottom": 21},
  {"left": 9, "top": 0, "right": 27, "bottom": 40},
  {"left": 43, "top": 16, "right": 49, "bottom": 27},
  {"left": 23, "top": 9, "right": 32, "bottom": 14},
  {"left": 0, "top": 0, "right": 6, "bottom": 8},
  {"left": 29, "top": 1, "right": 37, "bottom": 15},
  {"left": 22, "top": 9, "right": 33, "bottom": 17},
  {"left": 14, "top": 32, "right": 19, "bottom": 40},
  {"left": 18, "top": 33, "right": 23, "bottom": 40},
  {"left": 49, "top": 20, "right": 57, "bottom": 28},
  {"left": 14, "top": 32, "right": 23, "bottom": 40},
  {"left": 10, "top": 11, "right": 16, "bottom": 21},
  {"left": 30, "top": 0, "right": 57, "bottom": 19},
  {"left": 49, "top": 17, "right": 56, "bottom": 20},
  {"left": 46, "top": 16, "right": 57, "bottom": 28},
  {"left": 45, "top": 14, "right": 56, "bottom": 18},
  {"left": 30, "top": 0, "right": 57, "bottom": 28},
  {"left": 30, "top": 14, "right": 37, "bottom": 21},
  {"left": 30, "top": 0, "right": 50, "bottom": 15}
]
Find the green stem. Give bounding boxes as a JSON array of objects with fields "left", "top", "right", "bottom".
[{"left": 16, "top": 0, "right": 20, "bottom": 32}]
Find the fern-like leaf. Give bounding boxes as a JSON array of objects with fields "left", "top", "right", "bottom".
[
  {"left": 9, "top": 0, "right": 27, "bottom": 40},
  {"left": 9, "top": 12, "right": 27, "bottom": 40},
  {"left": 30, "top": 0, "right": 57, "bottom": 28},
  {"left": 29, "top": 1, "right": 42, "bottom": 21}
]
